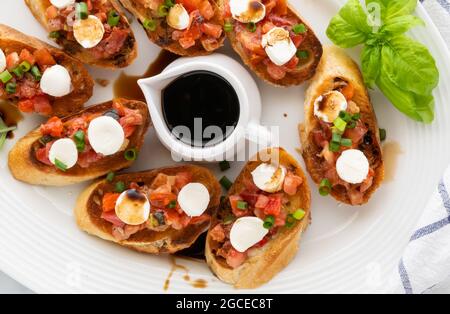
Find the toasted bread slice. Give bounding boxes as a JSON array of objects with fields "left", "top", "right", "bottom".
[
  {"left": 74, "top": 165, "right": 222, "bottom": 254},
  {"left": 205, "top": 147, "right": 311, "bottom": 289},
  {"left": 8, "top": 99, "right": 150, "bottom": 186},
  {"left": 300, "top": 46, "right": 384, "bottom": 205},
  {"left": 119, "top": 0, "right": 225, "bottom": 56},
  {"left": 0, "top": 24, "right": 93, "bottom": 116},
  {"left": 24, "top": 0, "right": 137, "bottom": 68},
  {"left": 215, "top": 1, "right": 323, "bottom": 86}
]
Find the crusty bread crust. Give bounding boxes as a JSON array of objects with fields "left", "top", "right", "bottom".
[
  {"left": 300, "top": 46, "right": 384, "bottom": 205},
  {"left": 205, "top": 147, "right": 311, "bottom": 289},
  {"left": 8, "top": 99, "right": 150, "bottom": 186},
  {"left": 0, "top": 24, "right": 93, "bottom": 116},
  {"left": 215, "top": 1, "right": 323, "bottom": 87},
  {"left": 75, "top": 165, "right": 222, "bottom": 254},
  {"left": 24, "top": 0, "right": 138, "bottom": 68},
  {"left": 119, "top": 0, "right": 225, "bottom": 56}
]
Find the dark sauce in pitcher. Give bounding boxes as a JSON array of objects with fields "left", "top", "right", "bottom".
[{"left": 162, "top": 71, "right": 240, "bottom": 147}]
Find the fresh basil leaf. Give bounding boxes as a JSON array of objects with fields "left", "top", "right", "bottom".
[
  {"left": 385, "top": 0, "right": 418, "bottom": 20},
  {"left": 381, "top": 15, "right": 424, "bottom": 36},
  {"left": 377, "top": 65, "right": 434, "bottom": 123},
  {"left": 361, "top": 45, "right": 381, "bottom": 88},
  {"left": 326, "top": 0, "right": 371, "bottom": 48},
  {"left": 381, "top": 36, "right": 439, "bottom": 95}
]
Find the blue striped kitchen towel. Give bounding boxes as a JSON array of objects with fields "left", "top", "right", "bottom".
[{"left": 389, "top": 165, "right": 450, "bottom": 294}]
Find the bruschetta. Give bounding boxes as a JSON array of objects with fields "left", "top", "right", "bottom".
[
  {"left": 0, "top": 24, "right": 93, "bottom": 116},
  {"left": 215, "top": 0, "right": 322, "bottom": 86},
  {"left": 300, "top": 46, "right": 384, "bottom": 205},
  {"left": 8, "top": 98, "right": 150, "bottom": 186},
  {"left": 119, "top": 0, "right": 225, "bottom": 56},
  {"left": 25, "top": 0, "right": 138, "bottom": 68},
  {"left": 205, "top": 147, "right": 311, "bottom": 289},
  {"left": 74, "top": 165, "right": 221, "bottom": 254}
]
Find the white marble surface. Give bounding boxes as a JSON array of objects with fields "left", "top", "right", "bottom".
[{"left": 1, "top": 0, "right": 449, "bottom": 294}]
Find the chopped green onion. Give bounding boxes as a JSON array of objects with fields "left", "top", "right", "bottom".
[
  {"left": 293, "top": 209, "right": 306, "bottom": 220},
  {"left": 5, "top": 82, "right": 16, "bottom": 94},
  {"left": 12, "top": 67, "right": 23, "bottom": 79},
  {"left": 219, "top": 160, "right": 230, "bottom": 171},
  {"left": 332, "top": 132, "right": 342, "bottom": 143},
  {"left": 296, "top": 50, "right": 309, "bottom": 59},
  {"left": 107, "top": 10, "right": 120, "bottom": 27},
  {"left": 39, "top": 135, "right": 53, "bottom": 145},
  {"left": 49, "top": 31, "right": 61, "bottom": 39},
  {"left": 223, "top": 214, "right": 235, "bottom": 225},
  {"left": 124, "top": 148, "right": 138, "bottom": 161},
  {"left": 54, "top": 158, "right": 68, "bottom": 172},
  {"left": 236, "top": 201, "right": 248, "bottom": 210},
  {"left": 319, "top": 179, "right": 332, "bottom": 196},
  {"left": 19, "top": 61, "right": 31, "bottom": 72},
  {"left": 285, "top": 214, "right": 296, "bottom": 228},
  {"left": 292, "top": 23, "right": 307, "bottom": 34},
  {"left": 347, "top": 120, "right": 356, "bottom": 129},
  {"left": 168, "top": 200, "right": 177, "bottom": 209},
  {"left": 31, "top": 66, "right": 42, "bottom": 81},
  {"left": 158, "top": 4, "right": 170, "bottom": 17},
  {"left": 164, "top": 0, "right": 175, "bottom": 7},
  {"left": 143, "top": 19, "right": 157, "bottom": 31},
  {"left": 76, "top": 2, "right": 89, "bottom": 20},
  {"left": 340, "top": 138, "right": 352, "bottom": 147},
  {"left": 263, "top": 215, "right": 275, "bottom": 229},
  {"left": 329, "top": 141, "right": 340, "bottom": 152},
  {"left": 106, "top": 171, "right": 115, "bottom": 182},
  {"left": 379, "top": 128, "right": 387, "bottom": 142},
  {"left": 339, "top": 110, "right": 352, "bottom": 122},
  {"left": 246, "top": 22, "right": 257, "bottom": 32},
  {"left": 224, "top": 21, "right": 233, "bottom": 32},
  {"left": 352, "top": 112, "right": 361, "bottom": 121},
  {"left": 0, "top": 118, "right": 8, "bottom": 150},
  {"left": 333, "top": 117, "right": 347, "bottom": 132},
  {"left": 220, "top": 176, "right": 233, "bottom": 190},
  {"left": 115, "top": 181, "right": 126, "bottom": 193},
  {"left": 0, "top": 70, "right": 12, "bottom": 83},
  {"left": 73, "top": 130, "right": 85, "bottom": 152}
]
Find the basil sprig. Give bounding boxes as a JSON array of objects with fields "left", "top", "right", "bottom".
[{"left": 326, "top": 0, "right": 439, "bottom": 123}]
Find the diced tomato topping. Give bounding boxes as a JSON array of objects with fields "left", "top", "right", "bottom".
[
  {"left": 255, "top": 194, "right": 270, "bottom": 208},
  {"left": 102, "top": 193, "right": 120, "bottom": 212},
  {"left": 35, "top": 142, "right": 53, "bottom": 166},
  {"left": 210, "top": 223, "right": 226, "bottom": 242},
  {"left": 189, "top": 214, "right": 210, "bottom": 225},
  {"left": 164, "top": 207, "right": 191, "bottom": 230},
  {"left": 199, "top": 0, "right": 214, "bottom": 19},
  {"left": 19, "top": 49, "right": 36, "bottom": 66},
  {"left": 284, "top": 56, "right": 299, "bottom": 70},
  {"left": 175, "top": 172, "right": 192, "bottom": 190},
  {"left": 200, "top": 23, "right": 223, "bottom": 38},
  {"left": 119, "top": 108, "right": 143, "bottom": 138},
  {"left": 101, "top": 211, "right": 125, "bottom": 228},
  {"left": 77, "top": 150, "right": 103, "bottom": 168},
  {"left": 33, "top": 49, "right": 56, "bottom": 67},
  {"left": 343, "top": 120, "right": 368, "bottom": 148},
  {"left": 291, "top": 34, "right": 304, "bottom": 48},
  {"left": 40, "top": 116, "right": 64, "bottom": 137},
  {"left": 45, "top": 5, "right": 59, "bottom": 19},
  {"left": 283, "top": 173, "right": 303, "bottom": 196},
  {"left": 178, "top": 0, "right": 203, "bottom": 12},
  {"left": 6, "top": 52, "right": 20, "bottom": 70},
  {"left": 273, "top": 0, "right": 288, "bottom": 15},
  {"left": 150, "top": 192, "right": 177, "bottom": 208},
  {"left": 263, "top": 195, "right": 282, "bottom": 216},
  {"left": 32, "top": 95, "right": 53, "bottom": 115},
  {"left": 230, "top": 195, "right": 248, "bottom": 217},
  {"left": 17, "top": 99, "right": 34, "bottom": 113},
  {"left": 226, "top": 248, "right": 247, "bottom": 268},
  {"left": 266, "top": 61, "right": 286, "bottom": 80}
]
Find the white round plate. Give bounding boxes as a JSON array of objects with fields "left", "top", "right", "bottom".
[{"left": 0, "top": 0, "right": 449, "bottom": 294}]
